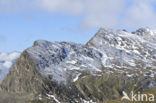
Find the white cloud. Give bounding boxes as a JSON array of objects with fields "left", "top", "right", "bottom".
[
  {"left": 34, "top": 0, "right": 126, "bottom": 29},
  {"left": 0, "top": 52, "right": 20, "bottom": 82},
  {"left": 0, "top": 0, "right": 33, "bottom": 13},
  {"left": 3, "top": 61, "right": 12, "bottom": 68},
  {"left": 122, "top": 0, "right": 156, "bottom": 30},
  {"left": 34, "top": 0, "right": 85, "bottom": 15},
  {"left": 0, "top": 0, "right": 156, "bottom": 30},
  {"left": 0, "top": 52, "right": 20, "bottom": 61}
]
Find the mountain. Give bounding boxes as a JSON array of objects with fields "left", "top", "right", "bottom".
[
  {"left": 0, "top": 52, "right": 20, "bottom": 82},
  {"left": 87, "top": 28, "right": 156, "bottom": 69},
  {"left": 0, "top": 28, "right": 155, "bottom": 103},
  {"left": 27, "top": 41, "right": 104, "bottom": 84},
  {"left": 87, "top": 28, "right": 156, "bottom": 80}
]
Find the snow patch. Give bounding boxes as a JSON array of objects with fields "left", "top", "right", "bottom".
[
  {"left": 73, "top": 73, "right": 81, "bottom": 82},
  {"left": 80, "top": 98, "right": 96, "bottom": 103},
  {"left": 46, "top": 94, "right": 60, "bottom": 103}
]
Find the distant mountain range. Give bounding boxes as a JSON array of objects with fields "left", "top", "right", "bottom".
[{"left": 0, "top": 28, "right": 155, "bottom": 103}]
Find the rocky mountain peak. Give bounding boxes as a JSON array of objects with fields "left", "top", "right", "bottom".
[
  {"left": 27, "top": 41, "right": 104, "bottom": 84},
  {"left": 0, "top": 28, "right": 155, "bottom": 103},
  {"left": 87, "top": 28, "right": 156, "bottom": 80},
  {"left": 132, "top": 28, "right": 154, "bottom": 35},
  {"left": 33, "top": 40, "right": 52, "bottom": 47}
]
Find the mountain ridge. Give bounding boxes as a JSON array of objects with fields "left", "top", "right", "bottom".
[{"left": 0, "top": 28, "right": 155, "bottom": 103}]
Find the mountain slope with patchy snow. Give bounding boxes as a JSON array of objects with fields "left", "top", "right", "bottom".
[
  {"left": 0, "top": 28, "right": 155, "bottom": 103},
  {"left": 27, "top": 41, "right": 105, "bottom": 84},
  {"left": 87, "top": 28, "right": 156, "bottom": 77}
]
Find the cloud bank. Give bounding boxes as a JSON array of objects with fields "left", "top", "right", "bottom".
[
  {"left": 0, "top": 0, "right": 156, "bottom": 30},
  {"left": 0, "top": 52, "right": 20, "bottom": 82}
]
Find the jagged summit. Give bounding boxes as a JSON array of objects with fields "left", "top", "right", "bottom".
[
  {"left": 132, "top": 28, "right": 156, "bottom": 36},
  {"left": 1, "top": 28, "right": 156, "bottom": 85},
  {"left": 33, "top": 40, "right": 52, "bottom": 47},
  {"left": 25, "top": 29, "right": 156, "bottom": 84},
  {"left": 0, "top": 28, "right": 155, "bottom": 103},
  {"left": 97, "top": 27, "right": 156, "bottom": 37},
  {"left": 87, "top": 28, "right": 156, "bottom": 68},
  {"left": 27, "top": 40, "right": 104, "bottom": 84}
]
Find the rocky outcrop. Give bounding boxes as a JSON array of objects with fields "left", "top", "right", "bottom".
[{"left": 0, "top": 51, "right": 46, "bottom": 103}]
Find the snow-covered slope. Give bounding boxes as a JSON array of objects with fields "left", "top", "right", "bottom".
[
  {"left": 0, "top": 28, "right": 156, "bottom": 103},
  {"left": 87, "top": 28, "right": 156, "bottom": 76},
  {"left": 27, "top": 41, "right": 104, "bottom": 84},
  {"left": 0, "top": 52, "right": 20, "bottom": 82},
  {"left": 87, "top": 28, "right": 156, "bottom": 68},
  {"left": 26, "top": 28, "right": 156, "bottom": 84}
]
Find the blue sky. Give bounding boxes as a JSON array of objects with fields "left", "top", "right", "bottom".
[
  {"left": 0, "top": 0, "right": 156, "bottom": 52},
  {"left": 0, "top": 11, "right": 97, "bottom": 52}
]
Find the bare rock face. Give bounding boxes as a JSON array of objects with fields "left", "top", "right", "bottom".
[
  {"left": 0, "top": 51, "right": 46, "bottom": 103},
  {"left": 0, "top": 28, "right": 155, "bottom": 103}
]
